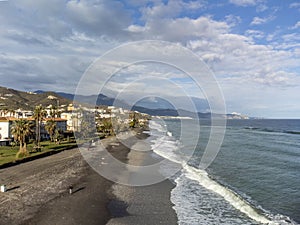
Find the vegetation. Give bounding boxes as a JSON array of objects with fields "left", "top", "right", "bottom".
[
  {"left": 129, "top": 112, "right": 137, "bottom": 128},
  {"left": 49, "top": 105, "right": 61, "bottom": 118},
  {"left": 33, "top": 105, "right": 47, "bottom": 150},
  {"left": 53, "top": 129, "right": 64, "bottom": 144},
  {"left": 0, "top": 139, "right": 80, "bottom": 166},
  {"left": 11, "top": 119, "right": 34, "bottom": 158},
  {"left": 97, "top": 118, "right": 114, "bottom": 136},
  {"left": 0, "top": 91, "right": 150, "bottom": 166},
  {"left": 45, "top": 119, "right": 56, "bottom": 142},
  {"left": 0, "top": 86, "right": 72, "bottom": 111}
]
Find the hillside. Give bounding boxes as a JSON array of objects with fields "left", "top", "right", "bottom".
[
  {"left": 0, "top": 86, "right": 241, "bottom": 119},
  {"left": 0, "top": 86, "right": 72, "bottom": 110}
]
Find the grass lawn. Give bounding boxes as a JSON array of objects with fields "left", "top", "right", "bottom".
[{"left": 0, "top": 140, "right": 80, "bottom": 166}]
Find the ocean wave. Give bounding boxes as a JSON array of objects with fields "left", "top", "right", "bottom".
[
  {"left": 244, "top": 127, "right": 300, "bottom": 135},
  {"left": 184, "top": 166, "right": 272, "bottom": 224}
]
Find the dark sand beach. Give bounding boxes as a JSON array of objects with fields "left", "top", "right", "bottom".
[{"left": 0, "top": 131, "right": 178, "bottom": 225}]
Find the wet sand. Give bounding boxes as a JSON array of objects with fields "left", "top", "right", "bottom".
[{"left": 0, "top": 131, "right": 178, "bottom": 225}]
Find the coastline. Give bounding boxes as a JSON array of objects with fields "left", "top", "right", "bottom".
[{"left": 0, "top": 129, "right": 178, "bottom": 225}]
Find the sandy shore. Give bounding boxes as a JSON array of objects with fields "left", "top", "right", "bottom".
[{"left": 0, "top": 130, "right": 178, "bottom": 225}]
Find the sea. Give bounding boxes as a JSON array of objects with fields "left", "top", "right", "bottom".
[{"left": 148, "top": 118, "right": 300, "bottom": 225}]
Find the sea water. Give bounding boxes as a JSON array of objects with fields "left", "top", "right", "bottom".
[{"left": 148, "top": 118, "right": 300, "bottom": 225}]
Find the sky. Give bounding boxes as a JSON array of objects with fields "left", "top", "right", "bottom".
[{"left": 0, "top": 0, "right": 299, "bottom": 118}]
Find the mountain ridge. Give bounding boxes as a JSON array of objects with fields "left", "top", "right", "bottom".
[
  {"left": 0, "top": 87, "right": 242, "bottom": 119},
  {"left": 0, "top": 87, "right": 72, "bottom": 110}
]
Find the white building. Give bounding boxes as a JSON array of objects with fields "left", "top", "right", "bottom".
[
  {"left": 61, "top": 112, "right": 81, "bottom": 132},
  {"left": 0, "top": 117, "right": 14, "bottom": 140},
  {"left": 0, "top": 116, "right": 67, "bottom": 142},
  {"left": 0, "top": 109, "right": 33, "bottom": 118}
]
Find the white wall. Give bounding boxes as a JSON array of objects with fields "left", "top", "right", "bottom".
[{"left": 0, "top": 121, "right": 10, "bottom": 140}]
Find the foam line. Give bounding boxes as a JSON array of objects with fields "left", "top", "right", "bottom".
[{"left": 184, "top": 165, "right": 273, "bottom": 224}]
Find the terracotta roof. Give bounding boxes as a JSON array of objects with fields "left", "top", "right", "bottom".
[
  {"left": 0, "top": 117, "right": 67, "bottom": 122},
  {"left": 44, "top": 118, "right": 67, "bottom": 122},
  {"left": 0, "top": 117, "right": 17, "bottom": 122}
]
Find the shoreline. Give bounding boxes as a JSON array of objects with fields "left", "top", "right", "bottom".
[{"left": 0, "top": 128, "right": 178, "bottom": 225}]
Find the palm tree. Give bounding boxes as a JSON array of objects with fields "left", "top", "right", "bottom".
[
  {"left": 49, "top": 105, "right": 61, "bottom": 118},
  {"left": 54, "top": 129, "right": 63, "bottom": 144},
  {"left": 11, "top": 119, "right": 33, "bottom": 158},
  {"left": 129, "top": 112, "right": 138, "bottom": 128},
  {"left": 33, "top": 105, "right": 47, "bottom": 148},
  {"left": 98, "top": 118, "right": 113, "bottom": 136},
  {"left": 45, "top": 119, "right": 56, "bottom": 141}
]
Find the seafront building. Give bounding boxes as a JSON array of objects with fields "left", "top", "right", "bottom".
[
  {"left": 0, "top": 117, "right": 68, "bottom": 144},
  {"left": 0, "top": 104, "right": 143, "bottom": 144}
]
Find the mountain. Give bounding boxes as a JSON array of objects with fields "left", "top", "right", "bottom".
[
  {"left": 52, "top": 91, "right": 212, "bottom": 118},
  {"left": 133, "top": 96, "right": 209, "bottom": 112},
  {"left": 134, "top": 97, "right": 176, "bottom": 110},
  {"left": 0, "top": 87, "right": 72, "bottom": 110},
  {"left": 53, "top": 92, "right": 209, "bottom": 112},
  {"left": 56, "top": 92, "right": 134, "bottom": 111},
  {"left": 0, "top": 87, "right": 244, "bottom": 119}
]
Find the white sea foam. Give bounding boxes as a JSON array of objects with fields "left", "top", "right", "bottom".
[
  {"left": 171, "top": 174, "right": 259, "bottom": 225},
  {"left": 184, "top": 165, "right": 272, "bottom": 224},
  {"left": 167, "top": 131, "right": 172, "bottom": 137},
  {"left": 149, "top": 120, "right": 167, "bottom": 133},
  {"left": 151, "top": 135, "right": 182, "bottom": 165}
]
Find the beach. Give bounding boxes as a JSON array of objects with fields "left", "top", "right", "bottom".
[{"left": 0, "top": 130, "right": 178, "bottom": 225}]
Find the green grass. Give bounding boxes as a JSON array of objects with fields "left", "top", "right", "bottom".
[{"left": 0, "top": 140, "right": 79, "bottom": 166}]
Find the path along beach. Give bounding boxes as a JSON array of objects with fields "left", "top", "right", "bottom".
[{"left": 0, "top": 130, "right": 178, "bottom": 225}]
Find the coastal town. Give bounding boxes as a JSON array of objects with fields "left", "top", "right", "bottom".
[
  {"left": 0, "top": 89, "right": 149, "bottom": 163},
  {"left": 0, "top": 89, "right": 154, "bottom": 225}
]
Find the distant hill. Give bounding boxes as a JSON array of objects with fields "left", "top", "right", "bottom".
[
  {"left": 0, "top": 86, "right": 246, "bottom": 119},
  {"left": 0, "top": 86, "right": 72, "bottom": 110},
  {"left": 53, "top": 91, "right": 213, "bottom": 118},
  {"left": 54, "top": 92, "right": 209, "bottom": 112}
]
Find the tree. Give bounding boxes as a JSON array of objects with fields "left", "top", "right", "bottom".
[
  {"left": 45, "top": 119, "right": 56, "bottom": 142},
  {"left": 11, "top": 119, "right": 33, "bottom": 158},
  {"left": 49, "top": 105, "right": 61, "bottom": 118},
  {"left": 97, "top": 118, "right": 114, "bottom": 136},
  {"left": 33, "top": 105, "right": 47, "bottom": 148},
  {"left": 54, "top": 129, "right": 64, "bottom": 144},
  {"left": 129, "top": 112, "right": 138, "bottom": 128},
  {"left": 79, "top": 110, "right": 96, "bottom": 139},
  {"left": 80, "top": 120, "right": 96, "bottom": 139}
]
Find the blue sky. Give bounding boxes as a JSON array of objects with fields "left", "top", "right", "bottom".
[{"left": 0, "top": 0, "right": 299, "bottom": 118}]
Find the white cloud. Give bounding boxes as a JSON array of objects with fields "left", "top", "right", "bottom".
[
  {"left": 137, "top": 16, "right": 229, "bottom": 43},
  {"left": 256, "top": 4, "right": 268, "bottom": 12},
  {"left": 65, "top": 0, "right": 132, "bottom": 38},
  {"left": 183, "top": 1, "right": 205, "bottom": 10},
  {"left": 229, "top": 0, "right": 257, "bottom": 7},
  {"left": 140, "top": 0, "right": 206, "bottom": 21},
  {"left": 289, "top": 2, "right": 300, "bottom": 9},
  {"left": 245, "top": 29, "right": 265, "bottom": 40},
  {"left": 187, "top": 28, "right": 298, "bottom": 89},
  {"left": 282, "top": 33, "right": 300, "bottom": 42},
  {"left": 250, "top": 15, "right": 275, "bottom": 25},
  {"left": 251, "top": 70, "right": 298, "bottom": 87},
  {"left": 225, "top": 14, "right": 242, "bottom": 27},
  {"left": 0, "top": 0, "right": 299, "bottom": 117},
  {"left": 291, "top": 21, "right": 300, "bottom": 29}
]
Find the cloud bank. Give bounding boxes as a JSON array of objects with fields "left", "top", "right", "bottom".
[{"left": 0, "top": 0, "right": 299, "bottom": 117}]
